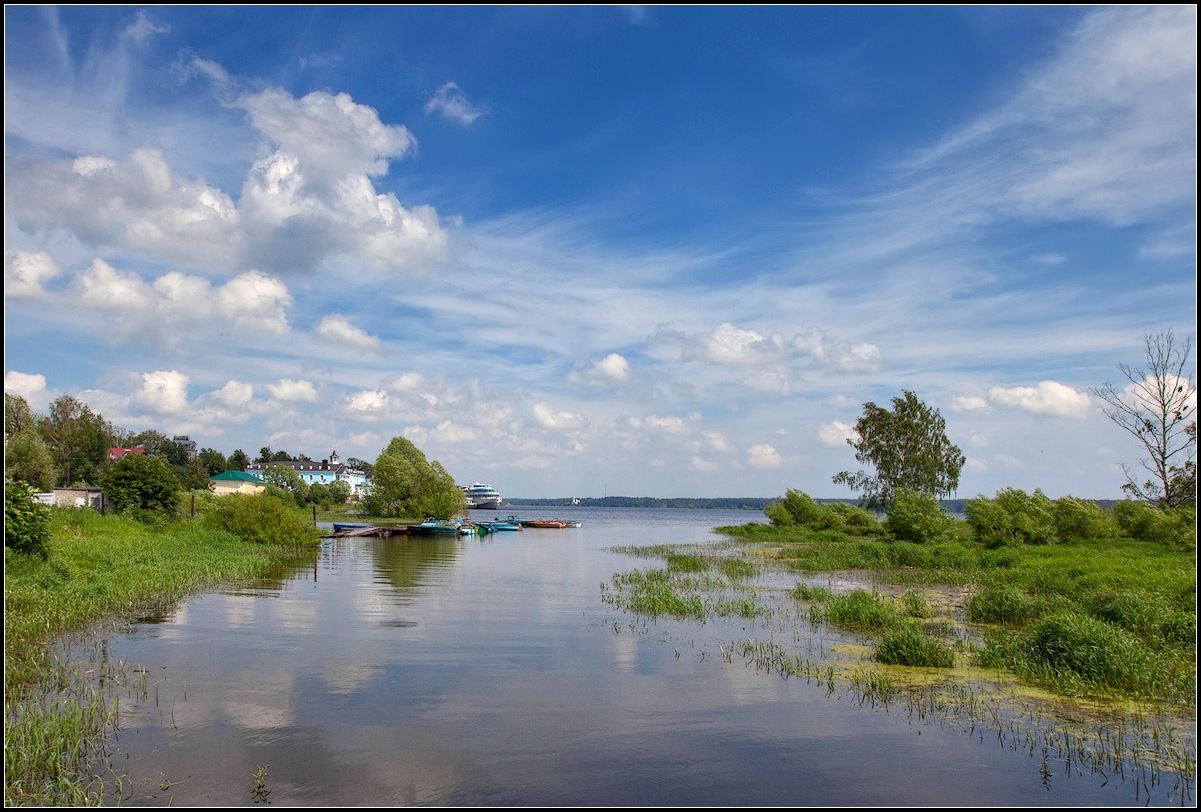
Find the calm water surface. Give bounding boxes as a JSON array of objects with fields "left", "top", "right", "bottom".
[{"left": 100, "top": 507, "right": 1189, "bottom": 806}]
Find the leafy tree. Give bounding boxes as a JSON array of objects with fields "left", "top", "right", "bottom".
[
  {"left": 361, "top": 436, "right": 464, "bottom": 519},
  {"left": 346, "top": 457, "right": 373, "bottom": 478},
  {"left": 262, "top": 464, "right": 310, "bottom": 506},
  {"left": 176, "top": 457, "right": 212, "bottom": 491},
  {"left": 1091, "top": 330, "right": 1196, "bottom": 508},
  {"left": 833, "top": 390, "right": 965, "bottom": 511},
  {"left": 197, "top": 447, "right": 229, "bottom": 477},
  {"left": 100, "top": 453, "right": 183, "bottom": 519},
  {"left": 4, "top": 393, "right": 36, "bottom": 440},
  {"left": 38, "top": 394, "right": 118, "bottom": 486},
  {"left": 4, "top": 429, "right": 57, "bottom": 491},
  {"left": 258, "top": 447, "right": 273, "bottom": 463},
  {"left": 4, "top": 478, "right": 51, "bottom": 558},
  {"left": 326, "top": 480, "right": 352, "bottom": 505},
  {"left": 228, "top": 448, "right": 251, "bottom": 471}
]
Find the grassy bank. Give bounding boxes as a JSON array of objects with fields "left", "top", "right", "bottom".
[{"left": 4, "top": 505, "right": 319, "bottom": 807}]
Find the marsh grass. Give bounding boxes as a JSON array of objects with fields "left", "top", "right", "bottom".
[
  {"left": 874, "top": 624, "right": 956, "bottom": 668},
  {"left": 4, "top": 508, "right": 318, "bottom": 807},
  {"left": 607, "top": 522, "right": 1196, "bottom": 801}
]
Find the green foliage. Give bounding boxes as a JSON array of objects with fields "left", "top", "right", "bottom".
[
  {"left": 4, "top": 392, "right": 37, "bottom": 440},
  {"left": 1113, "top": 499, "right": 1197, "bottom": 548},
  {"left": 4, "top": 428, "right": 57, "bottom": 491},
  {"left": 99, "top": 453, "right": 182, "bottom": 520},
  {"left": 227, "top": 448, "right": 251, "bottom": 470},
  {"left": 262, "top": 464, "right": 309, "bottom": 506},
  {"left": 792, "top": 583, "right": 833, "bottom": 601},
  {"left": 817, "top": 501, "right": 882, "bottom": 533},
  {"left": 769, "top": 488, "right": 822, "bottom": 526},
  {"left": 5, "top": 479, "right": 51, "bottom": 558},
  {"left": 967, "top": 585, "right": 1041, "bottom": 624},
  {"left": 200, "top": 492, "right": 320, "bottom": 547},
  {"left": 1053, "top": 496, "right": 1119, "bottom": 542},
  {"left": 964, "top": 488, "right": 1057, "bottom": 547},
  {"left": 38, "top": 394, "right": 118, "bottom": 487},
  {"left": 874, "top": 624, "right": 955, "bottom": 668},
  {"left": 362, "top": 436, "right": 465, "bottom": 519},
  {"left": 666, "top": 553, "right": 708, "bottom": 573},
  {"left": 197, "top": 447, "right": 228, "bottom": 477},
  {"left": 832, "top": 390, "right": 965, "bottom": 511},
  {"left": 826, "top": 590, "right": 904, "bottom": 630},
  {"left": 885, "top": 488, "right": 958, "bottom": 543},
  {"left": 1014, "top": 612, "right": 1158, "bottom": 697}
]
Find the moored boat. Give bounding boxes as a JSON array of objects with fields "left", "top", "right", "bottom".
[
  {"left": 460, "top": 482, "right": 503, "bottom": 509},
  {"left": 521, "top": 519, "right": 568, "bottom": 529},
  {"left": 479, "top": 520, "right": 522, "bottom": 531},
  {"left": 409, "top": 520, "right": 461, "bottom": 536},
  {"left": 333, "top": 522, "right": 374, "bottom": 533}
]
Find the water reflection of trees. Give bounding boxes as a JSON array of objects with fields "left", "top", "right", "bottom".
[{"left": 367, "top": 537, "right": 464, "bottom": 590}]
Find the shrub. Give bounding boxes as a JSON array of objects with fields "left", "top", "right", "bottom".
[
  {"left": 885, "top": 488, "right": 958, "bottom": 544},
  {"left": 1113, "top": 499, "right": 1197, "bottom": 548},
  {"left": 875, "top": 624, "right": 955, "bottom": 668},
  {"left": 100, "top": 454, "right": 183, "bottom": 520},
  {"left": 1053, "top": 496, "right": 1118, "bottom": 541},
  {"left": 4, "top": 479, "right": 51, "bottom": 558},
  {"left": 816, "top": 501, "right": 882, "bottom": 533},
  {"left": 200, "top": 492, "right": 321, "bottom": 547},
  {"left": 764, "top": 501, "right": 794, "bottom": 527},
  {"left": 965, "top": 488, "right": 1057, "bottom": 547},
  {"left": 772, "top": 489, "right": 823, "bottom": 526}
]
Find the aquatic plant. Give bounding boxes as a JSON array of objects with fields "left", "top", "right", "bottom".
[{"left": 874, "top": 624, "right": 955, "bottom": 668}]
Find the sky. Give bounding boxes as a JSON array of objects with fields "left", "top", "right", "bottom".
[{"left": 3, "top": 5, "right": 1196, "bottom": 501}]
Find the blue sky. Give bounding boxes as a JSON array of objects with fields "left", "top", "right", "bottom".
[{"left": 4, "top": 6, "right": 1196, "bottom": 500}]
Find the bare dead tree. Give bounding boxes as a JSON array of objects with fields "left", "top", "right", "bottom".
[{"left": 1091, "top": 330, "right": 1196, "bottom": 507}]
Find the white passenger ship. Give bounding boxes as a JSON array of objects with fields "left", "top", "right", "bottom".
[{"left": 461, "top": 482, "right": 502, "bottom": 509}]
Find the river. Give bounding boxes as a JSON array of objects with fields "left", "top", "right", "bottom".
[{"left": 96, "top": 507, "right": 1191, "bottom": 806}]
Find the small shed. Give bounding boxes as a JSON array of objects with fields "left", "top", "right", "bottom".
[
  {"left": 210, "top": 470, "right": 267, "bottom": 496},
  {"left": 46, "top": 487, "right": 105, "bottom": 511}
]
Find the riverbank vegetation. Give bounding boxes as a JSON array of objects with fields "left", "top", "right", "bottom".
[
  {"left": 600, "top": 486, "right": 1195, "bottom": 798},
  {"left": 4, "top": 491, "right": 321, "bottom": 807}
]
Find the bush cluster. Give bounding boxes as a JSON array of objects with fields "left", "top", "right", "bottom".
[
  {"left": 4, "top": 479, "right": 51, "bottom": 558},
  {"left": 884, "top": 489, "right": 958, "bottom": 544},
  {"left": 199, "top": 492, "right": 321, "bottom": 547},
  {"left": 765, "top": 489, "right": 884, "bottom": 535},
  {"left": 965, "top": 488, "right": 1057, "bottom": 547}
]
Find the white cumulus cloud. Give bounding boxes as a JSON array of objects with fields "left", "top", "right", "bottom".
[
  {"left": 268, "top": 378, "right": 319, "bottom": 402},
  {"left": 818, "top": 420, "right": 858, "bottom": 447},
  {"left": 747, "top": 443, "right": 782, "bottom": 468},
  {"left": 988, "top": 381, "right": 1091, "bottom": 417},
  {"left": 134, "top": 370, "right": 190, "bottom": 414},
  {"left": 4, "top": 251, "right": 61, "bottom": 298},
  {"left": 4, "top": 371, "right": 48, "bottom": 402},
  {"left": 347, "top": 389, "right": 389, "bottom": 412},
  {"left": 316, "top": 314, "right": 381, "bottom": 350}
]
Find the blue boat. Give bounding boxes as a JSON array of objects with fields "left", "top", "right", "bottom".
[
  {"left": 479, "top": 520, "right": 522, "bottom": 532},
  {"left": 333, "top": 522, "right": 374, "bottom": 534}
]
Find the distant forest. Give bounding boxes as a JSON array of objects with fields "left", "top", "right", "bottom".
[{"left": 504, "top": 496, "right": 1123, "bottom": 513}]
